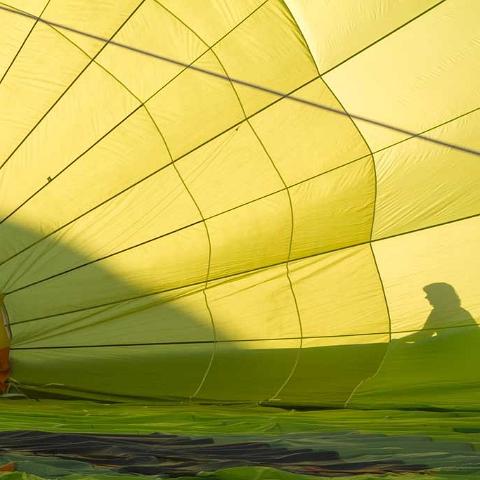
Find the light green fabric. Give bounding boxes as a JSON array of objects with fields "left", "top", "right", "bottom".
[{"left": 0, "top": 400, "right": 479, "bottom": 479}]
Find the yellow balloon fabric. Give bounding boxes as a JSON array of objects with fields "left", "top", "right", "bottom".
[{"left": 0, "top": 0, "right": 479, "bottom": 408}]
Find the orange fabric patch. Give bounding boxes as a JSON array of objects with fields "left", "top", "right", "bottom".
[
  {"left": 0, "top": 461, "right": 15, "bottom": 472},
  {"left": 0, "top": 347, "right": 9, "bottom": 393}
]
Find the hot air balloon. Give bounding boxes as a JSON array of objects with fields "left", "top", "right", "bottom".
[{"left": 0, "top": 1, "right": 479, "bottom": 477}]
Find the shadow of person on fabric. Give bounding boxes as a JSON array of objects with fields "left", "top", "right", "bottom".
[
  {"left": 350, "top": 282, "right": 480, "bottom": 409},
  {"left": 403, "top": 283, "right": 477, "bottom": 344}
]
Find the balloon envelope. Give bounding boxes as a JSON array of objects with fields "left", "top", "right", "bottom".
[{"left": 0, "top": 0, "right": 479, "bottom": 409}]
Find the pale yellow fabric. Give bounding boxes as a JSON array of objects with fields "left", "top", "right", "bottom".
[
  {"left": 373, "top": 216, "right": 480, "bottom": 336},
  {"left": 3, "top": 165, "right": 203, "bottom": 290},
  {"left": 160, "top": 0, "right": 265, "bottom": 46},
  {"left": 97, "top": 0, "right": 207, "bottom": 102},
  {"left": 176, "top": 122, "right": 284, "bottom": 218},
  {"left": 146, "top": 50, "right": 245, "bottom": 158},
  {"left": 289, "top": 158, "right": 374, "bottom": 260},
  {"left": 0, "top": 61, "right": 140, "bottom": 228},
  {"left": 373, "top": 110, "right": 480, "bottom": 239},
  {"left": 207, "top": 192, "right": 291, "bottom": 280},
  {"left": 42, "top": 0, "right": 140, "bottom": 56},
  {"left": 289, "top": 245, "right": 389, "bottom": 338},
  {"left": 250, "top": 78, "right": 370, "bottom": 186},
  {"left": 323, "top": 0, "right": 480, "bottom": 151},
  {"left": 0, "top": 108, "right": 170, "bottom": 271},
  {"left": 0, "top": 23, "right": 89, "bottom": 163},
  {"left": 207, "top": 265, "right": 299, "bottom": 341},
  {"left": 0, "top": 0, "right": 478, "bottom": 404},
  {"left": 212, "top": 0, "right": 317, "bottom": 115},
  {"left": 0, "top": 1, "right": 47, "bottom": 75},
  {"left": 284, "top": 0, "right": 441, "bottom": 74}
]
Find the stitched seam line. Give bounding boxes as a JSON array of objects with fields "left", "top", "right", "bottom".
[
  {"left": 151, "top": 1, "right": 220, "bottom": 400},
  {"left": 0, "top": 0, "right": 51, "bottom": 85},
  {"left": 4, "top": 103, "right": 477, "bottom": 298},
  {"left": 0, "top": 0, "right": 146, "bottom": 172}
]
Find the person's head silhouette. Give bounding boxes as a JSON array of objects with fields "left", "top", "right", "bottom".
[
  {"left": 423, "top": 282, "right": 460, "bottom": 310},
  {"left": 420, "top": 282, "right": 476, "bottom": 333}
]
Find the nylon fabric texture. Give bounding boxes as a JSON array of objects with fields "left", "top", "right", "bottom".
[{"left": 0, "top": 0, "right": 478, "bottom": 411}]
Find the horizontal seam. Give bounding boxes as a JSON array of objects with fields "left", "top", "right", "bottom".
[
  {"left": 12, "top": 323, "right": 477, "bottom": 348},
  {"left": 11, "top": 333, "right": 390, "bottom": 349}
]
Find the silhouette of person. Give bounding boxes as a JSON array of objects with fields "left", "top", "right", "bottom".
[
  {"left": 355, "top": 283, "right": 479, "bottom": 407},
  {"left": 406, "top": 282, "right": 477, "bottom": 343}
]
